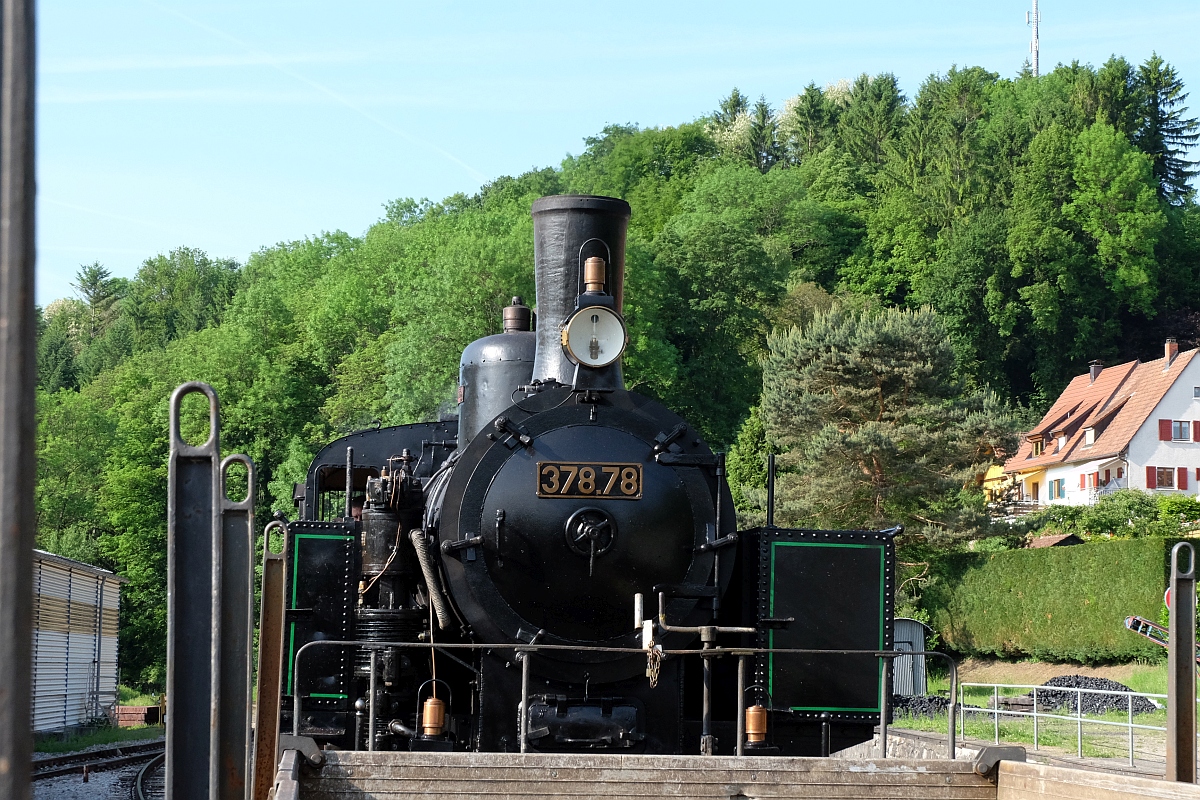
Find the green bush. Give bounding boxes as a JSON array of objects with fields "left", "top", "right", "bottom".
[
  {"left": 923, "top": 537, "right": 1180, "bottom": 663},
  {"left": 1027, "top": 489, "right": 1188, "bottom": 539}
]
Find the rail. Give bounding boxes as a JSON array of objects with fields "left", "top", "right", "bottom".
[
  {"left": 291, "top": 640, "right": 959, "bottom": 758},
  {"left": 958, "top": 681, "right": 1199, "bottom": 766}
]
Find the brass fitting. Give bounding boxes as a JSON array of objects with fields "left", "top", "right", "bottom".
[
  {"left": 583, "top": 257, "right": 606, "bottom": 293},
  {"left": 422, "top": 696, "right": 446, "bottom": 737},
  {"left": 745, "top": 704, "right": 767, "bottom": 743}
]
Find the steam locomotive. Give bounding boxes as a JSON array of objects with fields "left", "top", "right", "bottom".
[{"left": 282, "top": 195, "right": 896, "bottom": 756}]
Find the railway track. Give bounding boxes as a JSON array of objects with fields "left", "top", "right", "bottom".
[
  {"left": 32, "top": 739, "right": 164, "bottom": 781},
  {"left": 134, "top": 752, "right": 165, "bottom": 800}
]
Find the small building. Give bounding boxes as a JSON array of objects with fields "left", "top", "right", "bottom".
[
  {"left": 1005, "top": 340, "right": 1200, "bottom": 508},
  {"left": 892, "top": 618, "right": 930, "bottom": 697},
  {"left": 31, "top": 550, "right": 125, "bottom": 733}
]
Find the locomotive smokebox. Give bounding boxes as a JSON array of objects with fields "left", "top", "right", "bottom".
[{"left": 530, "top": 195, "right": 630, "bottom": 388}]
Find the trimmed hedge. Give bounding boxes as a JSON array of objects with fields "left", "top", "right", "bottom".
[{"left": 923, "top": 538, "right": 1184, "bottom": 663}]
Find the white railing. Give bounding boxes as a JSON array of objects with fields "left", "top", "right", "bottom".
[{"left": 957, "top": 681, "right": 1191, "bottom": 766}]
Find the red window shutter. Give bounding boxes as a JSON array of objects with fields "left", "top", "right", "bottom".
[
  {"left": 1181, "top": 467, "right": 1190, "bottom": 490},
  {"left": 1160, "top": 419, "right": 1173, "bottom": 440},
  {"left": 1196, "top": 468, "right": 1199, "bottom": 481},
  {"left": 1148, "top": 465, "right": 1157, "bottom": 488},
  {"left": 1092, "top": 472, "right": 1100, "bottom": 488},
  {"left": 1118, "top": 467, "right": 1124, "bottom": 478},
  {"left": 1105, "top": 469, "right": 1111, "bottom": 483},
  {"left": 1194, "top": 420, "right": 1200, "bottom": 441},
  {"left": 1079, "top": 473, "right": 1086, "bottom": 489}
]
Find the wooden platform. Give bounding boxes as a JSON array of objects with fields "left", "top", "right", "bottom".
[
  {"left": 295, "top": 751, "right": 996, "bottom": 799},
  {"left": 280, "top": 750, "right": 1200, "bottom": 800}
]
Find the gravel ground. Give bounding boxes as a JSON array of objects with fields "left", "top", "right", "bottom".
[{"left": 32, "top": 763, "right": 137, "bottom": 800}]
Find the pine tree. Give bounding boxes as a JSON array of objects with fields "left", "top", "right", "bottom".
[
  {"left": 713, "top": 88, "right": 750, "bottom": 127},
  {"left": 70, "top": 261, "right": 123, "bottom": 340},
  {"left": 837, "top": 73, "right": 906, "bottom": 168},
  {"left": 1134, "top": 54, "right": 1199, "bottom": 203},
  {"left": 779, "top": 84, "right": 838, "bottom": 164},
  {"left": 759, "top": 305, "right": 1018, "bottom": 529},
  {"left": 748, "top": 96, "right": 781, "bottom": 173}
]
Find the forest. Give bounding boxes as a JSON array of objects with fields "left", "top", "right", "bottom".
[{"left": 34, "top": 55, "right": 1200, "bottom": 686}]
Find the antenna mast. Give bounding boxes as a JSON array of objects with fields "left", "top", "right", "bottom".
[{"left": 1026, "top": 0, "right": 1040, "bottom": 77}]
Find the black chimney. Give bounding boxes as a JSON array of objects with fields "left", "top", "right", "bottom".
[{"left": 530, "top": 195, "right": 630, "bottom": 389}]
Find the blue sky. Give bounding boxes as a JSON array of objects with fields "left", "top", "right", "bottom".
[{"left": 37, "top": 1, "right": 1200, "bottom": 304}]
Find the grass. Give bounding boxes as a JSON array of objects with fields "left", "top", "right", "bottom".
[
  {"left": 118, "top": 684, "right": 160, "bottom": 706},
  {"left": 35, "top": 724, "right": 162, "bottom": 754}
]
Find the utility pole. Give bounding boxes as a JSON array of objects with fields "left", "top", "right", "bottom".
[{"left": 1026, "top": 0, "right": 1041, "bottom": 77}]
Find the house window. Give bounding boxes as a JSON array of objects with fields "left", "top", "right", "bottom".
[
  {"left": 1029, "top": 481, "right": 1039, "bottom": 502},
  {"left": 1057, "top": 435, "right": 1067, "bottom": 450},
  {"left": 1031, "top": 440, "right": 1043, "bottom": 457},
  {"left": 1174, "top": 421, "right": 1191, "bottom": 441},
  {"left": 1158, "top": 467, "right": 1176, "bottom": 489},
  {"left": 1049, "top": 479, "right": 1065, "bottom": 500},
  {"left": 1194, "top": 386, "right": 1200, "bottom": 398},
  {"left": 1084, "top": 427, "right": 1095, "bottom": 446}
]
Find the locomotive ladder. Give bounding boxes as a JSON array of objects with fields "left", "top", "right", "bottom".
[{"left": 1124, "top": 615, "right": 1200, "bottom": 665}]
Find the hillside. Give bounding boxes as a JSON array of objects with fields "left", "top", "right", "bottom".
[{"left": 35, "top": 57, "right": 1200, "bottom": 686}]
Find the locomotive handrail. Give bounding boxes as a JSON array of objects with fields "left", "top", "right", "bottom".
[{"left": 291, "top": 639, "right": 958, "bottom": 759}]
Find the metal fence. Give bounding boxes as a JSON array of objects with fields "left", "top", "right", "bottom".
[
  {"left": 958, "top": 681, "right": 1197, "bottom": 766},
  {"left": 292, "top": 640, "right": 960, "bottom": 759}
]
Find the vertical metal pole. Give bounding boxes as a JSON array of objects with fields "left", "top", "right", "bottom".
[
  {"left": 766, "top": 454, "right": 776, "bottom": 527},
  {"left": 167, "top": 384, "right": 223, "bottom": 800},
  {"left": 219, "top": 455, "right": 255, "bottom": 800},
  {"left": 519, "top": 651, "right": 529, "bottom": 753},
  {"left": 0, "top": 0, "right": 35, "bottom": 795},
  {"left": 251, "top": 521, "right": 287, "bottom": 800},
  {"left": 1168, "top": 542, "right": 1196, "bottom": 782},
  {"left": 345, "top": 447, "right": 354, "bottom": 519},
  {"left": 878, "top": 656, "right": 890, "bottom": 758},
  {"left": 367, "top": 650, "right": 377, "bottom": 752},
  {"left": 1076, "top": 688, "right": 1083, "bottom": 758},
  {"left": 1033, "top": 687, "right": 1039, "bottom": 750},
  {"left": 947, "top": 658, "right": 957, "bottom": 760},
  {"left": 1128, "top": 693, "right": 1135, "bottom": 767},
  {"left": 994, "top": 685, "right": 999, "bottom": 744},
  {"left": 702, "top": 651, "right": 714, "bottom": 755},
  {"left": 736, "top": 656, "right": 745, "bottom": 757}
]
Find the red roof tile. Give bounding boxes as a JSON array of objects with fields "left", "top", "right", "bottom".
[{"left": 1004, "top": 349, "right": 1198, "bottom": 473}]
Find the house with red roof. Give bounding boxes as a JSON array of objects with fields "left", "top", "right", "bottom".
[{"left": 1004, "top": 339, "right": 1200, "bottom": 507}]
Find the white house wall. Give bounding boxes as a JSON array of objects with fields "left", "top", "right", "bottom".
[
  {"left": 1127, "top": 355, "right": 1200, "bottom": 496},
  {"left": 1039, "top": 459, "right": 1123, "bottom": 507}
]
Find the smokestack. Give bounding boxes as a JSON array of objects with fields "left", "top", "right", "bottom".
[
  {"left": 1088, "top": 360, "right": 1103, "bottom": 383},
  {"left": 1166, "top": 338, "right": 1179, "bottom": 367},
  {"left": 530, "top": 195, "right": 630, "bottom": 389}
]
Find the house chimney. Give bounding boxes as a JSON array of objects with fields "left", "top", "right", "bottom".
[
  {"left": 1088, "top": 360, "right": 1103, "bottom": 383},
  {"left": 1166, "top": 337, "right": 1179, "bottom": 367}
]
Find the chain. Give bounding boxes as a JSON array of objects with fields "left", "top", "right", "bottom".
[{"left": 646, "top": 644, "right": 662, "bottom": 688}]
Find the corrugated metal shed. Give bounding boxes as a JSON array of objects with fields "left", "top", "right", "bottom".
[
  {"left": 893, "top": 617, "right": 929, "bottom": 697},
  {"left": 31, "top": 550, "right": 125, "bottom": 733}
]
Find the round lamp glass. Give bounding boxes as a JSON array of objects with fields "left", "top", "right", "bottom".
[{"left": 563, "top": 306, "right": 627, "bottom": 368}]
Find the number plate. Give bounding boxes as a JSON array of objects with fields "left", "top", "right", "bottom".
[{"left": 537, "top": 461, "right": 643, "bottom": 499}]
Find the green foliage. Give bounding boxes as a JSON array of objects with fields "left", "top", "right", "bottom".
[
  {"left": 923, "top": 538, "right": 1176, "bottom": 662},
  {"left": 1028, "top": 488, "right": 1200, "bottom": 539},
  {"left": 31, "top": 54, "right": 1200, "bottom": 686},
  {"left": 759, "top": 304, "right": 1020, "bottom": 529}
]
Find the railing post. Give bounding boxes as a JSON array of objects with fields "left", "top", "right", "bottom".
[
  {"left": 736, "top": 655, "right": 745, "bottom": 757},
  {"left": 946, "top": 656, "right": 957, "bottom": 760},
  {"left": 519, "top": 650, "right": 530, "bottom": 753},
  {"left": 251, "top": 521, "right": 288, "bottom": 800},
  {"left": 878, "top": 654, "right": 891, "bottom": 758},
  {"left": 368, "top": 649, "right": 377, "bottom": 752},
  {"left": 994, "top": 685, "right": 999, "bottom": 744},
  {"left": 1076, "top": 688, "right": 1083, "bottom": 758},
  {"left": 1033, "top": 687, "right": 1039, "bottom": 751},
  {"left": 1128, "top": 692, "right": 1135, "bottom": 767},
  {"left": 1168, "top": 541, "right": 1197, "bottom": 782}
]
